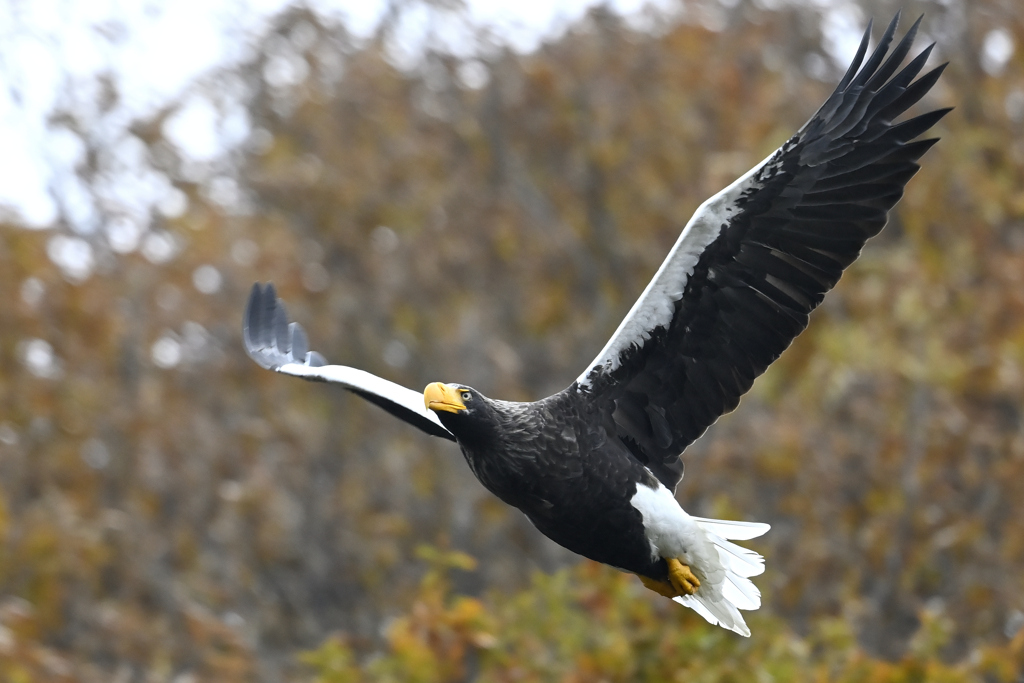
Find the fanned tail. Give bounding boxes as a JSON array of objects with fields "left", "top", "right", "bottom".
[
  {"left": 679, "top": 517, "right": 769, "bottom": 637},
  {"left": 674, "top": 592, "right": 750, "bottom": 637}
]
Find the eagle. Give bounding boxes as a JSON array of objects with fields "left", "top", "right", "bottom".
[{"left": 243, "top": 14, "right": 947, "bottom": 637}]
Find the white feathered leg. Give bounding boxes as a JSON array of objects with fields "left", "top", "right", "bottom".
[{"left": 630, "top": 481, "right": 769, "bottom": 637}]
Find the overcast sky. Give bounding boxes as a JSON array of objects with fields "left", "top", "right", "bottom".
[
  {"left": 2, "top": 1, "right": 1007, "bottom": 234},
  {"left": 0, "top": 0, "right": 673, "bottom": 229}
]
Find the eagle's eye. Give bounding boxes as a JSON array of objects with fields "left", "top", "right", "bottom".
[{"left": 461, "top": 391, "right": 472, "bottom": 402}]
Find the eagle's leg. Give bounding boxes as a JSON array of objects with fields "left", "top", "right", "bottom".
[
  {"left": 667, "top": 558, "right": 700, "bottom": 595},
  {"left": 639, "top": 558, "right": 701, "bottom": 598}
]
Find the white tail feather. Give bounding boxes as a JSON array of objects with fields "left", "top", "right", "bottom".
[
  {"left": 692, "top": 516, "right": 770, "bottom": 540},
  {"left": 723, "top": 573, "right": 761, "bottom": 610},
  {"left": 680, "top": 517, "right": 768, "bottom": 635},
  {"left": 675, "top": 593, "right": 751, "bottom": 637},
  {"left": 629, "top": 483, "right": 765, "bottom": 636},
  {"left": 711, "top": 536, "right": 765, "bottom": 577}
]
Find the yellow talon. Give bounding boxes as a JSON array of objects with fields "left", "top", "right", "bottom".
[
  {"left": 667, "top": 558, "right": 701, "bottom": 596},
  {"left": 639, "top": 558, "right": 701, "bottom": 598}
]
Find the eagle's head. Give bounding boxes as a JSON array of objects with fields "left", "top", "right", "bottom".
[{"left": 424, "top": 382, "right": 500, "bottom": 446}]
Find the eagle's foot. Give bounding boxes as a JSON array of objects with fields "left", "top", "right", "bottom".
[
  {"left": 667, "top": 558, "right": 700, "bottom": 596},
  {"left": 638, "top": 558, "right": 701, "bottom": 598},
  {"left": 639, "top": 575, "right": 678, "bottom": 599}
]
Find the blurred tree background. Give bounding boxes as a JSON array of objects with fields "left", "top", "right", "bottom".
[{"left": 1, "top": 0, "right": 1023, "bottom": 680}]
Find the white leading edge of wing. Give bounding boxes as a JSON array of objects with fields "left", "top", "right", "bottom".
[
  {"left": 576, "top": 148, "right": 779, "bottom": 388},
  {"left": 276, "top": 361, "right": 449, "bottom": 433}
]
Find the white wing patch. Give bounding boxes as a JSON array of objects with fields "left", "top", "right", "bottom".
[
  {"left": 277, "top": 362, "right": 449, "bottom": 433},
  {"left": 576, "top": 147, "right": 784, "bottom": 388}
]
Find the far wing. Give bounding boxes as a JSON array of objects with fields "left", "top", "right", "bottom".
[
  {"left": 244, "top": 283, "right": 455, "bottom": 441},
  {"left": 576, "top": 14, "right": 948, "bottom": 488}
]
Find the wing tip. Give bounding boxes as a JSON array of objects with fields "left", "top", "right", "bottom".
[{"left": 243, "top": 281, "right": 326, "bottom": 370}]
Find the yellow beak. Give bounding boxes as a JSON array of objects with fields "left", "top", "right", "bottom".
[{"left": 424, "top": 382, "right": 467, "bottom": 414}]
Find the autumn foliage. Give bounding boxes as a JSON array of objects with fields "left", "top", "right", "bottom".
[{"left": 1, "top": 0, "right": 1023, "bottom": 680}]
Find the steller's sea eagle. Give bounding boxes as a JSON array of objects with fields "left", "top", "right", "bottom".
[{"left": 243, "top": 13, "right": 948, "bottom": 636}]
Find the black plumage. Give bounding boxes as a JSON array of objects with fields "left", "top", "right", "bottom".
[
  {"left": 427, "top": 386, "right": 665, "bottom": 580},
  {"left": 243, "top": 14, "right": 947, "bottom": 636}
]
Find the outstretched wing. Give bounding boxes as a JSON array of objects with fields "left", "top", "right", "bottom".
[
  {"left": 244, "top": 283, "right": 455, "bottom": 441},
  {"left": 576, "top": 13, "right": 949, "bottom": 489}
]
